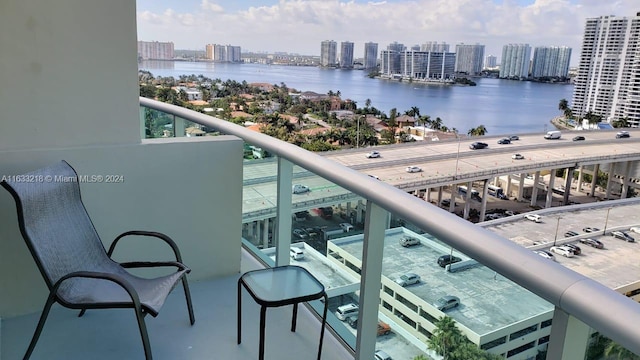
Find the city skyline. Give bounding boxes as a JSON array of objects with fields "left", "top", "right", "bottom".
[{"left": 136, "top": 0, "right": 636, "bottom": 66}]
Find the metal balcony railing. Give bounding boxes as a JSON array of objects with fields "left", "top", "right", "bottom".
[{"left": 140, "top": 97, "right": 640, "bottom": 359}]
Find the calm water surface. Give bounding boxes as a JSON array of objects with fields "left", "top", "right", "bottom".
[{"left": 140, "top": 61, "right": 574, "bottom": 137}]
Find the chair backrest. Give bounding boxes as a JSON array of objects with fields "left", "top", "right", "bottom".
[{"left": 1, "top": 161, "right": 115, "bottom": 291}]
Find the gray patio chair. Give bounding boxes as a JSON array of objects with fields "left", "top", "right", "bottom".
[{"left": 1, "top": 160, "right": 195, "bottom": 359}]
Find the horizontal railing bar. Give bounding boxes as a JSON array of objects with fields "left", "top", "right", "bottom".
[{"left": 140, "top": 97, "right": 640, "bottom": 354}]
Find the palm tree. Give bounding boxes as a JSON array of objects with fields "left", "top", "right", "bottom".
[
  {"left": 428, "top": 316, "right": 464, "bottom": 359},
  {"left": 365, "top": 98, "right": 372, "bottom": 109},
  {"left": 558, "top": 98, "right": 569, "bottom": 112},
  {"left": 604, "top": 341, "right": 640, "bottom": 360},
  {"left": 467, "top": 125, "right": 488, "bottom": 136},
  {"left": 431, "top": 117, "right": 444, "bottom": 131}
]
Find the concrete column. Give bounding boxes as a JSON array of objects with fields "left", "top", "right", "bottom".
[
  {"left": 356, "top": 200, "right": 363, "bottom": 223},
  {"left": 426, "top": 188, "right": 431, "bottom": 202},
  {"left": 480, "top": 179, "right": 489, "bottom": 222},
  {"left": 355, "top": 202, "right": 387, "bottom": 360},
  {"left": 531, "top": 171, "right": 541, "bottom": 207},
  {"left": 590, "top": 164, "right": 600, "bottom": 197},
  {"left": 386, "top": 213, "right": 391, "bottom": 229},
  {"left": 448, "top": 186, "right": 455, "bottom": 213},
  {"left": 621, "top": 161, "right": 632, "bottom": 199},
  {"left": 140, "top": 106, "right": 146, "bottom": 139},
  {"left": 517, "top": 173, "right": 525, "bottom": 201},
  {"left": 247, "top": 221, "right": 255, "bottom": 237},
  {"left": 346, "top": 202, "right": 352, "bottom": 218},
  {"left": 546, "top": 169, "right": 556, "bottom": 208},
  {"left": 576, "top": 166, "right": 584, "bottom": 192},
  {"left": 547, "top": 308, "right": 590, "bottom": 360},
  {"left": 493, "top": 176, "right": 500, "bottom": 187},
  {"left": 262, "top": 219, "right": 270, "bottom": 249},
  {"left": 605, "top": 163, "right": 614, "bottom": 200},
  {"left": 275, "top": 157, "right": 293, "bottom": 266},
  {"left": 463, "top": 181, "right": 472, "bottom": 220},
  {"left": 506, "top": 175, "right": 512, "bottom": 197},
  {"left": 563, "top": 168, "right": 574, "bottom": 205},
  {"left": 437, "top": 187, "right": 443, "bottom": 205}
]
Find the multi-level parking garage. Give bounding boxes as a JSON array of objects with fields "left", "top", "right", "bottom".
[{"left": 243, "top": 129, "right": 640, "bottom": 247}]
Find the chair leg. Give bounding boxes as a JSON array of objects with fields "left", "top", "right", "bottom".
[
  {"left": 181, "top": 277, "right": 195, "bottom": 325},
  {"left": 133, "top": 307, "right": 153, "bottom": 360},
  {"left": 24, "top": 294, "right": 56, "bottom": 360},
  {"left": 78, "top": 309, "right": 86, "bottom": 317}
]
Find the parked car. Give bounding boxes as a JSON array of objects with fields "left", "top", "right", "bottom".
[
  {"left": 509, "top": 135, "right": 520, "bottom": 141},
  {"left": 629, "top": 227, "right": 640, "bottom": 234},
  {"left": 563, "top": 244, "right": 582, "bottom": 255},
  {"left": 377, "top": 321, "right": 391, "bottom": 336},
  {"left": 579, "top": 238, "right": 604, "bottom": 249},
  {"left": 292, "top": 228, "right": 308, "bottom": 239},
  {"left": 292, "top": 184, "right": 310, "bottom": 194},
  {"left": 375, "top": 350, "right": 393, "bottom": 360},
  {"left": 395, "top": 273, "right": 420, "bottom": 287},
  {"left": 290, "top": 247, "right": 305, "bottom": 260},
  {"left": 525, "top": 214, "right": 542, "bottom": 223},
  {"left": 405, "top": 166, "right": 422, "bottom": 173},
  {"left": 339, "top": 222, "right": 354, "bottom": 232},
  {"left": 469, "top": 142, "right": 488, "bottom": 150},
  {"left": 534, "top": 250, "right": 555, "bottom": 261},
  {"left": 616, "top": 131, "right": 630, "bottom": 139},
  {"left": 441, "top": 199, "right": 456, "bottom": 207},
  {"left": 550, "top": 246, "right": 574, "bottom": 257},
  {"left": 497, "top": 138, "right": 511, "bottom": 144},
  {"left": 564, "top": 231, "right": 579, "bottom": 237},
  {"left": 292, "top": 211, "right": 310, "bottom": 221},
  {"left": 399, "top": 236, "right": 420, "bottom": 247},
  {"left": 437, "top": 255, "right": 462, "bottom": 268},
  {"left": 304, "top": 227, "right": 320, "bottom": 237},
  {"left": 368, "top": 174, "right": 380, "bottom": 180},
  {"left": 335, "top": 303, "right": 359, "bottom": 321},
  {"left": 366, "top": 151, "right": 381, "bottom": 158},
  {"left": 611, "top": 230, "right": 635, "bottom": 242},
  {"left": 573, "top": 136, "right": 585, "bottom": 141},
  {"left": 583, "top": 227, "right": 599, "bottom": 233},
  {"left": 433, "top": 295, "right": 460, "bottom": 311},
  {"left": 512, "top": 153, "right": 524, "bottom": 160}
]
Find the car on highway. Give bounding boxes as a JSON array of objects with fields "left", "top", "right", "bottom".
[
  {"left": 579, "top": 238, "right": 604, "bottom": 249},
  {"left": 611, "top": 230, "right": 635, "bottom": 242},
  {"left": 512, "top": 153, "right": 524, "bottom": 160},
  {"left": 405, "top": 165, "right": 422, "bottom": 173},
  {"left": 534, "top": 250, "right": 555, "bottom": 261},
  {"left": 292, "top": 184, "right": 310, "bottom": 194},
  {"left": 497, "top": 138, "right": 511, "bottom": 144},
  {"left": 433, "top": 295, "right": 460, "bottom": 311},
  {"left": 437, "top": 255, "right": 462, "bottom": 267},
  {"left": 573, "top": 136, "right": 586, "bottom": 141},
  {"left": 399, "top": 236, "right": 420, "bottom": 247},
  {"left": 374, "top": 350, "right": 393, "bottom": 360},
  {"left": 509, "top": 135, "right": 520, "bottom": 141},
  {"left": 564, "top": 231, "right": 579, "bottom": 237},
  {"left": 366, "top": 151, "right": 381, "bottom": 158},
  {"left": 616, "top": 131, "right": 630, "bottom": 139},
  {"left": 395, "top": 273, "right": 420, "bottom": 287},
  {"left": 470, "top": 142, "right": 488, "bottom": 149},
  {"left": 525, "top": 214, "right": 542, "bottom": 223},
  {"left": 629, "top": 227, "right": 640, "bottom": 234},
  {"left": 550, "top": 246, "right": 574, "bottom": 257},
  {"left": 339, "top": 222, "right": 354, "bottom": 232},
  {"left": 583, "top": 227, "right": 600, "bottom": 233}
]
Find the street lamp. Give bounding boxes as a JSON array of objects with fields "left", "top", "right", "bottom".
[
  {"left": 553, "top": 216, "right": 562, "bottom": 246},
  {"left": 603, "top": 207, "right": 612, "bottom": 235}
]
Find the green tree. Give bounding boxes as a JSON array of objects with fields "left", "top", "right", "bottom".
[
  {"left": 605, "top": 341, "right": 640, "bottom": 360},
  {"left": 467, "top": 125, "right": 488, "bottom": 136},
  {"left": 558, "top": 98, "right": 569, "bottom": 112},
  {"left": 428, "top": 316, "right": 464, "bottom": 358},
  {"left": 365, "top": 98, "right": 372, "bottom": 108}
]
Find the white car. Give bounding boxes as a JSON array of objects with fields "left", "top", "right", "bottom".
[
  {"left": 525, "top": 214, "right": 542, "bottom": 223},
  {"left": 629, "top": 227, "right": 640, "bottom": 234},
  {"left": 550, "top": 246, "right": 574, "bottom": 258},
  {"left": 339, "top": 223, "right": 354, "bottom": 232},
  {"left": 534, "top": 250, "right": 555, "bottom": 261},
  {"left": 292, "top": 184, "right": 310, "bottom": 194},
  {"left": 406, "top": 166, "right": 422, "bottom": 173},
  {"left": 366, "top": 151, "right": 381, "bottom": 158},
  {"left": 395, "top": 273, "right": 420, "bottom": 287},
  {"left": 512, "top": 153, "right": 524, "bottom": 160}
]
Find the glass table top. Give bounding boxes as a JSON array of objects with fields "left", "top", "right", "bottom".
[{"left": 241, "top": 265, "right": 325, "bottom": 303}]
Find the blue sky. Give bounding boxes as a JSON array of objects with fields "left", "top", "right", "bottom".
[{"left": 136, "top": 0, "right": 636, "bottom": 64}]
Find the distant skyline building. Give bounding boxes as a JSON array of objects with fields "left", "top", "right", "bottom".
[
  {"left": 320, "top": 40, "right": 337, "bottom": 67},
  {"left": 485, "top": 55, "right": 497, "bottom": 69},
  {"left": 137, "top": 41, "right": 174, "bottom": 60},
  {"left": 499, "top": 44, "right": 531, "bottom": 79},
  {"left": 363, "top": 42, "right": 378, "bottom": 70},
  {"left": 572, "top": 13, "right": 640, "bottom": 126},
  {"left": 454, "top": 43, "right": 485, "bottom": 75},
  {"left": 205, "top": 44, "right": 242, "bottom": 62},
  {"left": 420, "top": 41, "right": 450, "bottom": 52},
  {"left": 530, "top": 46, "right": 571, "bottom": 78},
  {"left": 382, "top": 49, "right": 456, "bottom": 80},
  {"left": 340, "top": 41, "right": 354, "bottom": 68},
  {"left": 380, "top": 42, "right": 406, "bottom": 75}
]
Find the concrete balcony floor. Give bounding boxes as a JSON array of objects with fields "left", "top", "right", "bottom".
[{"left": 2, "top": 249, "right": 353, "bottom": 360}]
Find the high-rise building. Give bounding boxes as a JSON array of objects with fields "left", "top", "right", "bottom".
[
  {"left": 499, "top": 44, "right": 531, "bottom": 79},
  {"left": 530, "top": 46, "right": 571, "bottom": 78},
  {"left": 380, "top": 42, "right": 405, "bottom": 76},
  {"left": 137, "top": 41, "right": 175, "bottom": 60},
  {"left": 454, "top": 44, "right": 485, "bottom": 75},
  {"left": 363, "top": 42, "right": 378, "bottom": 70},
  {"left": 320, "top": 40, "right": 337, "bottom": 67},
  {"left": 485, "top": 55, "right": 497, "bottom": 69},
  {"left": 339, "top": 41, "right": 354, "bottom": 68},
  {"left": 572, "top": 13, "right": 640, "bottom": 126},
  {"left": 205, "top": 44, "right": 242, "bottom": 62},
  {"left": 420, "top": 41, "right": 450, "bottom": 52},
  {"left": 381, "top": 48, "right": 456, "bottom": 80}
]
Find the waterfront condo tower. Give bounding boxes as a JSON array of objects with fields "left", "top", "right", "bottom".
[
  {"left": 572, "top": 13, "right": 640, "bottom": 126},
  {"left": 137, "top": 41, "right": 174, "bottom": 60},
  {"left": 454, "top": 43, "right": 485, "bottom": 76},
  {"left": 485, "top": 55, "right": 497, "bottom": 69},
  {"left": 340, "top": 41, "right": 354, "bottom": 69},
  {"left": 364, "top": 42, "right": 378, "bottom": 70},
  {"left": 320, "top": 40, "right": 337, "bottom": 67},
  {"left": 499, "top": 44, "right": 531, "bottom": 79},
  {"left": 205, "top": 44, "right": 242, "bottom": 63},
  {"left": 531, "top": 46, "right": 572, "bottom": 79}
]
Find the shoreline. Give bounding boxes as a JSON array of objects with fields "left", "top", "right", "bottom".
[{"left": 550, "top": 116, "right": 573, "bottom": 131}]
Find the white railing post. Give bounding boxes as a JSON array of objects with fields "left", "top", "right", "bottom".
[
  {"left": 275, "top": 158, "right": 293, "bottom": 266},
  {"left": 547, "top": 307, "right": 590, "bottom": 360},
  {"left": 355, "top": 201, "right": 387, "bottom": 360}
]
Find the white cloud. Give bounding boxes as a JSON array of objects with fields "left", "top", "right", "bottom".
[{"left": 201, "top": 0, "right": 224, "bottom": 13}]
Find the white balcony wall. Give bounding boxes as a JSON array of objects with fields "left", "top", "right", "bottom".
[{"left": 0, "top": 0, "right": 244, "bottom": 318}]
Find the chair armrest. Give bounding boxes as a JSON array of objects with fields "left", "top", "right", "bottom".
[
  {"left": 52, "top": 271, "right": 142, "bottom": 308},
  {"left": 108, "top": 230, "right": 184, "bottom": 263},
  {"left": 120, "top": 261, "right": 191, "bottom": 273}
]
